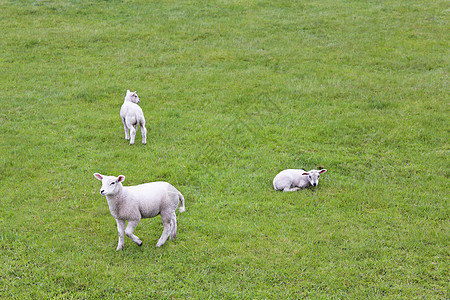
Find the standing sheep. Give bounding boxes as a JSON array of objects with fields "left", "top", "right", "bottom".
[
  {"left": 120, "top": 90, "right": 147, "bottom": 145},
  {"left": 94, "top": 173, "right": 185, "bottom": 250},
  {"left": 273, "top": 169, "right": 327, "bottom": 192}
]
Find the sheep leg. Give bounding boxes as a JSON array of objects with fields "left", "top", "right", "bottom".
[
  {"left": 169, "top": 213, "right": 177, "bottom": 240},
  {"left": 283, "top": 186, "right": 301, "bottom": 192},
  {"left": 140, "top": 123, "right": 147, "bottom": 145},
  {"left": 122, "top": 118, "right": 130, "bottom": 140},
  {"left": 156, "top": 216, "right": 171, "bottom": 247},
  {"left": 115, "top": 219, "right": 126, "bottom": 251},
  {"left": 129, "top": 125, "right": 136, "bottom": 145},
  {"left": 125, "top": 220, "right": 143, "bottom": 246}
]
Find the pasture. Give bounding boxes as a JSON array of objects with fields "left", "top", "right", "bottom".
[{"left": 0, "top": 0, "right": 448, "bottom": 298}]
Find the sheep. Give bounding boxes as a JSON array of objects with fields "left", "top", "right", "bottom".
[
  {"left": 93, "top": 173, "right": 185, "bottom": 250},
  {"left": 120, "top": 90, "right": 147, "bottom": 145},
  {"left": 273, "top": 169, "right": 327, "bottom": 192}
]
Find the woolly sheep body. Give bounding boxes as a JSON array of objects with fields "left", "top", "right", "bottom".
[
  {"left": 273, "top": 169, "right": 327, "bottom": 192},
  {"left": 120, "top": 90, "right": 147, "bottom": 145},
  {"left": 94, "top": 173, "right": 185, "bottom": 250}
]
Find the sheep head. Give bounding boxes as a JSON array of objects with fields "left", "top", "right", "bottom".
[
  {"left": 301, "top": 169, "right": 327, "bottom": 187},
  {"left": 94, "top": 173, "right": 125, "bottom": 196},
  {"left": 125, "top": 90, "right": 140, "bottom": 104}
]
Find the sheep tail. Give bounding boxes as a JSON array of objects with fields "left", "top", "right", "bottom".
[{"left": 178, "top": 192, "right": 185, "bottom": 213}]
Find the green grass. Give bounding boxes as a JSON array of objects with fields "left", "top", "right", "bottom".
[{"left": 1, "top": 0, "right": 448, "bottom": 298}]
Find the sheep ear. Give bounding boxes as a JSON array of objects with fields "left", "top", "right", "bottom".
[
  {"left": 319, "top": 169, "right": 327, "bottom": 174},
  {"left": 302, "top": 172, "right": 309, "bottom": 176},
  {"left": 94, "top": 173, "right": 103, "bottom": 180},
  {"left": 127, "top": 90, "right": 130, "bottom": 94},
  {"left": 117, "top": 175, "right": 125, "bottom": 182}
]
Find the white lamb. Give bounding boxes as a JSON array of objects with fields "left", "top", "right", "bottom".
[
  {"left": 120, "top": 90, "right": 147, "bottom": 145},
  {"left": 94, "top": 173, "right": 185, "bottom": 250},
  {"left": 273, "top": 169, "right": 327, "bottom": 192}
]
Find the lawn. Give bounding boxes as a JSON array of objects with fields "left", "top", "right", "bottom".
[{"left": 0, "top": 0, "right": 448, "bottom": 298}]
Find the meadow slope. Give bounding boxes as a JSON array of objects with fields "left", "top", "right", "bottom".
[{"left": 0, "top": 0, "right": 448, "bottom": 298}]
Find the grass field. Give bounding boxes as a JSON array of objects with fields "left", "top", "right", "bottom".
[{"left": 1, "top": 0, "right": 448, "bottom": 298}]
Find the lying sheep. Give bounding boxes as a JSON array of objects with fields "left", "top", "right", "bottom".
[
  {"left": 273, "top": 169, "right": 327, "bottom": 192},
  {"left": 94, "top": 173, "right": 185, "bottom": 250},
  {"left": 120, "top": 90, "right": 147, "bottom": 145}
]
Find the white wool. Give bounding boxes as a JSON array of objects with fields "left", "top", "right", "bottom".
[
  {"left": 94, "top": 173, "right": 185, "bottom": 250},
  {"left": 120, "top": 90, "right": 147, "bottom": 145},
  {"left": 273, "top": 169, "right": 327, "bottom": 192}
]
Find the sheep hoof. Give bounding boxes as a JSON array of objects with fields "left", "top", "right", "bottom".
[{"left": 138, "top": 241, "right": 143, "bottom": 246}]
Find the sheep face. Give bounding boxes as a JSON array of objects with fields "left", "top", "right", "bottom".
[
  {"left": 125, "top": 90, "right": 140, "bottom": 104},
  {"left": 94, "top": 173, "right": 125, "bottom": 196},
  {"left": 302, "top": 169, "right": 327, "bottom": 187}
]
